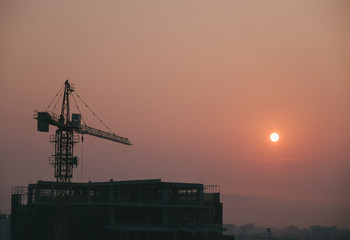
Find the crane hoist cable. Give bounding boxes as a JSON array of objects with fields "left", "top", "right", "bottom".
[
  {"left": 71, "top": 90, "right": 129, "bottom": 177},
  {"left": 85, "top": 136, "right": 129, "bottom": 157},
  {"left": 72, "top": 91, "right": 117, "bottom": 136}
]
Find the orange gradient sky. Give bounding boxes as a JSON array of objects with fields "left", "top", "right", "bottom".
[{"left": 1, "top": 0, "right": 349, "bottom": 228}]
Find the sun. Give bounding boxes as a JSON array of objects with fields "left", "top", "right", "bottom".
[{"left": 270, "top": 132, "right": 279, "bottom": 142}]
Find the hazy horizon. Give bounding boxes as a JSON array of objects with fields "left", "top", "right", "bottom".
[{"left": 1, "top": 0, "right": 349, "bottom": 229}]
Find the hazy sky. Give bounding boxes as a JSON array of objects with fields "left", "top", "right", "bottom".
[{"left": 1, "top": 0, "right": 349, "bottom": 228}]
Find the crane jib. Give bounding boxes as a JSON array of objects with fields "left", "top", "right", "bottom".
[
  {"left": 34, "top": 110, "right": 131, "bottom": 145},
  {"left": 78, "top": 125, "right": 131, "bottom": 145}
]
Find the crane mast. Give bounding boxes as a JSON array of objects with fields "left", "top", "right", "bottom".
[
  {"left": 34, "top": 80, "right": 131, "bottom": 240},
  {"left": 52, "top": 81, "right": 75, "bottom": 240},
  {"left": 53, "top": 81, "right": 76, "bottom": 181}
]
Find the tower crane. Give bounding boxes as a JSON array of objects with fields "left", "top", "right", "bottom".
[{"left": 33, "top": 80, "right": 131, "bottom": 240}]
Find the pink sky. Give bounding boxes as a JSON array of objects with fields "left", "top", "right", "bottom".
[{"left": 1, "top": 0, "right": 349, "bottom": 228}]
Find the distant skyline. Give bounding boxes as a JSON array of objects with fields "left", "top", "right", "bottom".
[{"left": 1, "top": 0, "right": 349, "bottom": 228}]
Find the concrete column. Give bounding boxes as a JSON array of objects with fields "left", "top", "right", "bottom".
[
  {"left": 117, "top": 189, "right": 121, "bottom": 202},
  {"left": 110, "top": 179, "right": 113, "bottom": 202},
  {"left": 107, "top": 182, "right": 114, "bottom": 239},
  {"left": 162, "top": 187, "right": 169, "bottom": 203},
  {"left": 108, "top": 207, "right": 115, "bottom": 225},
  {"left": 69, "top": 184, "right": 72, "bottom": 200},
  {"left": 162, "top": 208, "right": 169, "bottom": 225},
  {"left": 28, "top": 186, "right": 33, "bottom": 204},
  {"left": 34, "top": 185, "right": 40, "bottom": 202},
  {"left": 197, "top": 185, "right": 204, "bottom": 225},
  {"left": 138, "top": 188, "right": 142, "bottom": 203},
  {"left": 198, "top": 185, "right": 203, "bottom": 205},
  {"left": 50, "top": 184, "right": 55, "bottom": 202},
  {"left": 88, "top": 181, "right": 91, "bottom": 202},
  {"left": 197, "top": 209, "right": 203, "bottom": 225},
  {"left": 162, "top": 186, "right": 170, "bottom": 226}
]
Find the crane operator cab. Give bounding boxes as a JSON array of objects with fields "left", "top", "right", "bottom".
[{"left": 71, "top": 113, "right": 81, "bottom": 128}]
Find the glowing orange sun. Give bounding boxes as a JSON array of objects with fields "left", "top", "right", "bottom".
[{"left": 270, "top": 132, "right": 279, "bottom": 142}]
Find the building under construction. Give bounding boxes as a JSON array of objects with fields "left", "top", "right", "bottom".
[
  {"left": 11, "top": 179, "right": 227, "bottom": 240},
  {"left": 11, "top": 81, "right": 232, "bottom": 240}
]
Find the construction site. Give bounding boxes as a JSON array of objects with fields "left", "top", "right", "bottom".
[
  {"left": 11, "top": 180, "right": 224, "bottom": 240},
  {"left": 10, "top": 81, "right": 230, "bottom": 240}
]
